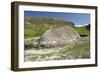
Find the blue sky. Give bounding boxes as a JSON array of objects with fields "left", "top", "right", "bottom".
[{"left": 24, "top": 11, "right": 90, "bottom": 25}]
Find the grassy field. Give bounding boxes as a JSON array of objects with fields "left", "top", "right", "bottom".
[{"left": 75, "top": 27, "right": 90, "bottom": 36}]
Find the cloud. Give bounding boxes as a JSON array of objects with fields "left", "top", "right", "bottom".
[{"left": 75, "top": 24, "right": 89, "bottom": 27}]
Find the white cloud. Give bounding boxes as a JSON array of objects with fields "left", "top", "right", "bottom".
[{"left": 75, "top": 24, "right": 89, "bottom": 27}]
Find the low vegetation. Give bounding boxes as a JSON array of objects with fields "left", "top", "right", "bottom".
[
  {"left": 75, "top": 27, "right": 90, "bottom": 37},
  {"left": 25, "top": 39, "right": 90, "bottom": 61},
  {"left": 24, "top": 16, "right": 74, "bottom": 38}
]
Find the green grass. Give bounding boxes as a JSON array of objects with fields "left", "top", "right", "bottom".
[
  {"left": 75, "top": 27, "right": 90, "bottom": 36},
  {"left": 24, "top": 17, "right": 74, "bottom": 39},
  {"left": 66, "top": 39, "right": 90, "bottom": 59}
]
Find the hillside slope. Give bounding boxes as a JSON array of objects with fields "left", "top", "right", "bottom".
[{"left": 24, "top": 16, "right": 75, "bottom": 38}]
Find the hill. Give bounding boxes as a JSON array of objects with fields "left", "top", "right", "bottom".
[{"left": 24, "top": 16, "right": 75, "bottom": 38}]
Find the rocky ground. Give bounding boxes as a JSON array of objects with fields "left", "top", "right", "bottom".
[{"left": 24, "top": 37, "right": 90, "bottom": 61}]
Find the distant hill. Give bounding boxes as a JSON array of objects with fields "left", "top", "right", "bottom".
[
  {"left": 24, "top": 16, "right": 75, "bottom": 38},
  {"left": 24, "top": 16, "right": 90, "bottom": 39}
]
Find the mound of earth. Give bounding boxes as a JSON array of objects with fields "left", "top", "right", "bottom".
[{"left": 36, "top": 26, "right": 80, "bottom": 48}]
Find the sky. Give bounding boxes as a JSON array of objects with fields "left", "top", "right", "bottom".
[{"left": 24, "top": 11, "right": 90, "bottom": 25}]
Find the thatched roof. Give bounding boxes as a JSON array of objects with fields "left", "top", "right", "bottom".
[{"left": 36, "top": 26, "right": 80, "bottom": 47}]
